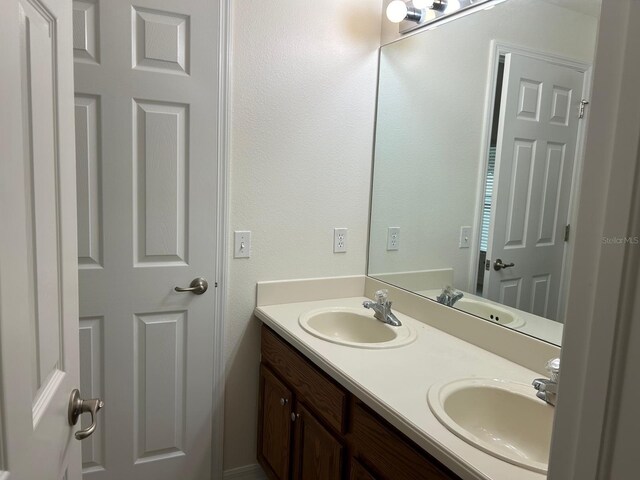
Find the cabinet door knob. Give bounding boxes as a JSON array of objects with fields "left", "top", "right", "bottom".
[
  {"left": 291, "top": 412, "right": 299, "bottom": 422},
  {"left": 280, "top": 397, "right": 288, "bottom": 406}
]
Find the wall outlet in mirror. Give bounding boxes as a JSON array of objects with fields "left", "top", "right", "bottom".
[{"left": 387, "top": 227, "right": 400, "bottom": 251}]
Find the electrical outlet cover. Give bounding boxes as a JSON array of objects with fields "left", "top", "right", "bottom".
[
  {"left": 334, "top": 228, "right": 347, "bottom": 253},
  {"left": 387, "top": 227, "right": 400, "bottom": 251}
]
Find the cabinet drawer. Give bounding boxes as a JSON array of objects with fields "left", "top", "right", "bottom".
[
  {"left": 261, "top": 325, "right": 347, "bottom": 433},
  {"left": 352, "top": 402, "right": 459, "bottom": 480}
]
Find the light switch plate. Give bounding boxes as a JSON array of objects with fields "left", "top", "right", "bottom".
[
  {"left": 234, "top": 230, "right": 251, "bottom": 258},
  {"left": 459, "top": 226, "right": 472, "bottom": 248}
]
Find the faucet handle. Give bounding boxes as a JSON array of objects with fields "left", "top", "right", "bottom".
[
  {"left": 546, "top": 358, "right": 560, "bottom": 381},
  {"left": 374, "top": 289, "right": 388, "bottom": 304}
]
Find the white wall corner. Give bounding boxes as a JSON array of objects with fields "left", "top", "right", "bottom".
[{"left": 223, "top": 464, "right": 266, "bottom": 480}]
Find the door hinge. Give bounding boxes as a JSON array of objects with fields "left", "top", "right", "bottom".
[
  {"left": 564, "top": 224, "right": 570, "bottom": 242},
  {"left": 579, "top": 99, "right": 589, "bottom": 119}
]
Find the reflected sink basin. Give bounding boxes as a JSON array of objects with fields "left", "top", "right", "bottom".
[
  {"left": 455, "top": 298, "right": 525, "bottom": 329},
  {"left": 428, "top": 378, "right": 553, "bottom": 473},
  {"left": 299, "top": 307, "right": 416, "bottom": 349}
]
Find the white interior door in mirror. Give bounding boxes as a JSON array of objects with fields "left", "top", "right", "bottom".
[
  {"left": 485, "top": 52, "right": 585, "bottom": 320},
  {"left": 0, "top": 0, "right": 82, "bottom": 478}
]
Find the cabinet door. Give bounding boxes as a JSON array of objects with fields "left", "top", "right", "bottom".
[
  {"left": 350, "top": 458, "right": 378, "bottom": 480},
  {"left": 258, "top": 364, "right": 293, "bottom": 480},
  {"left": 292, "top": 403, "right": 344, "bottom": 480}
]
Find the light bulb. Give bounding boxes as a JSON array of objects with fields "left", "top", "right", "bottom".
[
  {"left": 412, "top": 0, "right": 434, "bottom": 9},
  {"left": 423, "top": 9, "right": 437, "bottom": 21},
  {"left": 386, "top": 0, "right": 408, "bottom": 23},
  {"left": 446, "top": 0, "right": 461, "bottom": 12}
]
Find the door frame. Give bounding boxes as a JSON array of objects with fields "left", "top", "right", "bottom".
[
  {"left": 469, "top": 40, "right": 592, "bottom": 321},
  {"left": 211, "top": 0, "right": 231, "bottom": 479},
  {"left": 212, "top": 0, "right": 231, "bottom": 477},
  {"left": 549, "top": 0, "right": 640, "bottom": 477}
]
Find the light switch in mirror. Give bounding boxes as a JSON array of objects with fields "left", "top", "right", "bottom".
[{"left": 368, "top": 0, "right": 602, "bottom": 346}]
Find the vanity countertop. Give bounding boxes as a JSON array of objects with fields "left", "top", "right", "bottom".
[{"left": 255, "top": 296, "right": 549, "bottom": 480}]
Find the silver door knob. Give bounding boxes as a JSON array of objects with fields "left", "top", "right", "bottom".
[
  {"left": 174, "top": 277, "right": 208, "bottom": 295},
  {"left": 493, "top": 259, "right": 515, "bottom": 271},
  {"left": 68, "top": 389, "right": 104, "bottom": 440},
  {"left": 280, "top": 398, "right": 288, "bottom": 406}
]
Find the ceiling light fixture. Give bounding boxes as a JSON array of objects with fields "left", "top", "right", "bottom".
[{"left": 386, "top": 0, "right": 496, "bottom": 34}]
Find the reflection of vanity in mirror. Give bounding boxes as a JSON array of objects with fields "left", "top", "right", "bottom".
[{"left": 368, "top": 0, "right": 601, "bottom": 346}]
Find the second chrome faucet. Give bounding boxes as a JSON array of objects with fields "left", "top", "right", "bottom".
[{"left": 436, "top": 285, "right": 464, "bottom": 307}]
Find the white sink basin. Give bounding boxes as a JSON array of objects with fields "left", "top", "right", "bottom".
[
  {"left": 299, "top": 307, "right": 416, "bottom": 349},
  {"left": 428, "top": 378, "right": 553, "bottom": 473},
  {"left": 455, "top": 298, "right": 525, "bottom": 329}
]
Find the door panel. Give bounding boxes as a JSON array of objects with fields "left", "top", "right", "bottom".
[
  {"left": 74, "top": 94, "right": 102, "bottom": 269},
  {"left": 79, "top": 317, "right": 105, "bottom": 472},
  {"left": 485, "top": 52, "right": 585, "bottom": 320},
  {"left": 133, "top": 99, "right": 188, "bottom": 266},
  {"left": 134, "top": 312, "right": 186, "bottom": 460},
  {"left": 73, "top": 0, "right": 219, "bottom": 477},
  {"left": 0, "top": 0, "right": 82, "bottom": 478}
]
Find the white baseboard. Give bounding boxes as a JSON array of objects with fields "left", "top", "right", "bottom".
[{"left": 222, "top": 464, "right": 266, "bottom": 480}]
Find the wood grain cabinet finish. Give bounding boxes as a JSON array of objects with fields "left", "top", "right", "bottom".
[
  {"left": 292, "top": 403, "right": 344, "bottom": 479},
  {"left": 351, "top": 402, "right": 457, "bottom": 480},
  {"left": 258, "top": 325, "right": 460, "bottom": 480},
  {"left": 258, "top": 365, "right": 293, "bottom": 480},
  {"left": 261, "top": 325, "right": 347, "bottom": 433},
  {"left": 349, "top": 458, "right": 378, "bottom": 480}
]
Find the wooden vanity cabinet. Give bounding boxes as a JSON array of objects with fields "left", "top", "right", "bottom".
[
  {"left": 259, "top": 326, "right": 347, "bottom": 479},
  {"left": 258, "top": 325, "right": 460, "bottom": 480}
]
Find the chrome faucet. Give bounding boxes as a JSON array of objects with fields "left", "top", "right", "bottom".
[
  {"left": 363, "top": 289, "right": 401, "bottom": 327},
  {"left": 532, "top": 358, "right": 560, "bottom": 406},
  {"left": 436, "top": 285, "right": 464, "bottom": 307}
]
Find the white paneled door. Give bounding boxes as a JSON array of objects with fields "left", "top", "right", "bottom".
[
  {"left": 73, "top": 0, "right": 219, "bottom": 478},
  {"left": 0, "top": 0, "right": 83, "bottom": 479},
  {"left": 484, "top": 52, "right": 585, "bottom": 320}
]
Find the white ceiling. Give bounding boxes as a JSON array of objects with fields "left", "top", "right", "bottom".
[{"left": 539, "top": 0, "right": 602, "bottom": 18}]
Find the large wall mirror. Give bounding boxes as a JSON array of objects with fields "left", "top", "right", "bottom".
[{"left": 368, "top": 0, "right": 602, "bottom": 346}]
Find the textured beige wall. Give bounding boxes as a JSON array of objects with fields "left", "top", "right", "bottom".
[{"left": 223, "top": 0, "right": 382, "bottom": 470}]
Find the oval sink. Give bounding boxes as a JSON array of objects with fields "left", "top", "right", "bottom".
[
  {"left": 455, "top": 298, "right": 525, "bottom": 328},
  {"left": 299, "top": 307, "right": 416, "bottom": 349},
  {"left": 428, "top": 378, "right": 553, "bottom": 473}
]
